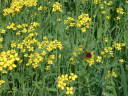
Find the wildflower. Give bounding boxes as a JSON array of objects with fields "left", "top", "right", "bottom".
[
  {"left": 0, "top": 80, "right": 5, "bottom": 87},
  {"left": 0, "top": 37, "right": 3, "bottom": 42},
  {"left": 0, "top": 29, "right": 6, "bottom": 34},
  {"left": 116, "top": 8, "right": 125, "bottom": 14},
  {"left": 26, "top": 53, "right": 43, "bottom": 68},
  {"left": 76, "top": 14, "right": 91, "bottom": 32},
  {"left": 115, "top": 16, "right": 121, "bottom": 20},
  {"left": 69, "top": 73, "right": 78, "bottom": 81},
  {"left": 38, "top": 6, "right": 43, "bottom": 10},
  {"left": 93, "top": 0, "right": 101, "bottom": 4},
  {"left": 69, "top": 57, "right": 75, "bottom": 62},
  {"left": 106, "top": 16, "right": 110, "bottom": 20},
  {"left": 112, "top": 42, "right": 125, "bottom": 50},
  {"left": 52, "top": 2, "right": 63, "bottom": 13},
  {"left": 57, "top": 73, "right": 77, "bottom": 94},
  {"left": 7, "top": 23, "right": 16, "bottom": 30},
  {"left": 41, "top": 51, "right": 47, "bottom": 56},
  {"left": 72, "top": 52, "right": 77, "bottom": 57},
  {"left": 104, "top": 1, "right": 113, "bottom": 6},
  {"left": 64, "top": 17, "right": 75, "bottom": 29},
  {"left": 0, "top": 50, "right": 20, "bottom": 74},
  {"left": 66, "top": 87, "right": 74, "bottom": 95},
  {"left": 119, "top": 59, "right": 124, "bottom": 63},
  {"left": 105, "top": 70, "right": 117, "bottom": 79},
  {"left": 96, "top": 56, "right": 102, "bottom": 63},
  {"left": 45, "top": 65, "right": 50, "bottom": 71},
  {"left": 3, "top": 0, "right": 37, "bottom": 16},
  {"left": 86, "top": 58, "right": 95, "bottom": 66}
]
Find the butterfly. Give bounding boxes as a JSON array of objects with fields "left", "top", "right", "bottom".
[{"left": 80, "top": 50, "right": 92, "bottom": 59}]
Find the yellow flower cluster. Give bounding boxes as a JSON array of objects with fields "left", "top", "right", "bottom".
[
  {"left": 86, "top": 58, "right": 95, "bottom": 66},
  {"left": 57, "top": 73, "right": 78, "bottom": 95},
  {"left": 66, "top": 87, "right": 74, "bottom": 95},
  {"left": 115, "top": 8, "right": 125, "bottom": 20},
  {"left": 100, "top": 47, "right": 113, "bottom": 56},
  {"left": 103, "top": 1, "right": 113, "bottom": 6},
  {"left": 98, "top": 0, "right": 113, "bottom": 20},
  {"left": 7, "top": 22, "right": 63, "bottom": 69},
  {"left": 116, "top": 8, "right": 125, "bottom": 14},
  {"left": 95, "top": 56, "right": 102, "bottom": 63},
  {"left": 0, "top": 29, "right": 6, "bottom": 34},
  {"left": 46, "top": 40, "right": 63, "bottom": 52},
  {"left": 64, "top": 14, "right": 91, "bottom": 32},
  {"left": 52, "top": 2, "right": 63, "bottom": 13},
  {"left": 45, "top": 54, "right": 55, "bottom": 70},
  {"left": 105, "top": 70, "right": 117, "bottom": 79},
  {"left": 0, "top": 50, "right": 20, "bottom": 74},
  {"left": 0, "top": 80, "right": 5, "bottom": 87},
  {"left": 6, "top": 22, "right": 40, "bottom": 34},
  {"left": 86, "top": 54, "right": 103, "bottom": 66},
  {"left": 23, "top": 39, "right": 62, "bottom": 68},
  {"left": 76, "top": 14, "right": 92, "bottom": 32},
  {"left": 26, "top": 53, "right": 43, "bottom": 68},
  {"left": 7, "top": 23, "right": 17, "bottom": 30},
  {"left": 64, "top": 17, "right": 76, "bottom": 29},
  {"left": 9, "top": 22, "right": 40, "bottom": 52},
  {"left": 93, "top": 0, "right": 101, "bottom": 4},
  {"left": 38, "top": 6, "right": 48, "bottom": 11},
  {"left": 100, "top": 43, "right": 125, "bottom": 56},
  {"left": 3, "top": 0, "right": 37, "bottom": 16},
  {"left": 112, "top": 42, "right": 125, "bottom": 51},
  {"left": 119, "top": 59, "right": 124, "bottom": 63}
]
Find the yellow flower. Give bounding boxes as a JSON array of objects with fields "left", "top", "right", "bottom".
[
  {"left": 38, "top": 6, "right": 47, "bottom": 10},
  {"left": 0, "top": 50, "right": 20, "bottom": 73},
  {"left": 112, "top": 42, "right": 125, "bottom": 50},
  {"left": 76, "top": 14, "right": 91, "bottom": 32},
  {"left": 69, "top": 73, "right": 78, "bottom": 81},
  {"left": 52, "top": 2, "right": 63, "bottom": 13},
  {"left": 116, "top": 8, "right": 124, "bottom": 14},
  {"left": 105, "top": 70, "right": 117, "bottom": 79},
  {"left": 86, "top": 58, "right": 95, "bottom": 66},
  {"left": 72, "top": 52, "right": 77, "bottom": 56},
  {"left": 116, "top": 16, "right": 121, "bottom": 20},
  {"left": 0, "top": 80, "right": 5, "bottom": 87},
  {"left": 57, "top": 73, "right": 77, "bottom": 93},
  {"left": 0, "top": 29, "right": 6, "bottom": 34},
  {"left": 47, "top": 59, "right": 53, "bottom": 65},
  {"left": 93, "top": 0, "right": 101, "bottom": 4},
  {"left": 66, "top": 87, "right": 74, "bottom": 95},
  {"left": 3, "top": 0, "right": 37, "bottom": 16},
  {"left": 45, "top": 65, "right": 50, "bottom": 71},
  {"left": 0, "top": 37, "right": 3, "bottom": 42},
  {"left": 96, "top": 56, "right": 102, "bottom": 63},
  {"left": 119, "top": 59, "right": 124, "bottom": 63},
  {"left": 26, "top": 53, "right": 43, "bottom": 68},
  {"left": 41, "top": 51, "right": 47, "bottom": 56}
]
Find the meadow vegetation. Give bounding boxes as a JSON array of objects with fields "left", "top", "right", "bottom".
[{"left": 0, "top": 0, "right": 128, "bottom": 96}]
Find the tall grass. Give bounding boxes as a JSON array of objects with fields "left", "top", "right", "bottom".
[{"left": 0, "top": 0, "right": 128, "bottom": 96}]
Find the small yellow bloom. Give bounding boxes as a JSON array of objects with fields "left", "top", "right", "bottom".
[
  {"left": 116, "top": 8, "right": 124, "bottom": 14},
  {"left": 119, "top": 59, "right": 124, "bottom": 63},
  {"left": 52, "top": 2, "right": 63, "bottom": 13},
  {"left": 0, "top": 80, "right": 5, "bottom": 87},
  {"left": 66, "top": 87, "right": 74, "bottom": 95},
  {"left": 96, "top": 56, "right": 102, "bottom": 63}
]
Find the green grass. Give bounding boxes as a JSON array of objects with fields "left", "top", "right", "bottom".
[{"left": 0, "top": 0, "right": 128, "bottom": 96}]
